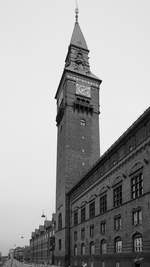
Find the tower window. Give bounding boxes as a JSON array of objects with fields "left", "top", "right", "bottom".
[{"left": 80, "top": 119, "right": 86, "bottom": 126}]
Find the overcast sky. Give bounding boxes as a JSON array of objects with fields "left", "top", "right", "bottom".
[{"left": 0, "top": 0, "right": 150, "bottom": 255}]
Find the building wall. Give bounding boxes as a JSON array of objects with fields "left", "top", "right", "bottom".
[{"left": 69, "top": 110, "right": 150, "bottom": 267}]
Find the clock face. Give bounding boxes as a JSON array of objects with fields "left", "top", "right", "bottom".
[{"left": 76, "top": 83, "right": 91, "bottom": 98}]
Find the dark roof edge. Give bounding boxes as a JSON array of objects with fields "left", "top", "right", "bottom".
[{"left": 67, "top": 106, "right": 150, "bottom": 196}]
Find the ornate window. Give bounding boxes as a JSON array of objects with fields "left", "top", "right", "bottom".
[
  {"left": 101, "top": 239, "right": 107, "bottom": 254},
  {"left": 133, "top": 209, "right": 142, "bottom": 225},
  {"left": 115, "top": 237, "right": 122, "bottom": 253},
  {"left": 100, "top": 194, "right": 107, "bottom": 214},
  {"left": 74, "top": 210, "right": 78, "bottom": 226},
  {"left": 89, "top": 241, "right": 95, "bottom": 255},
  {"left": 81, "top": 206, "right": 86, "bottom": 223},
  {"left": 114, "top": 215, "right": 122, "bottom": 231},
  {"left": 113, "top": 185, "right": 122, "bottom": 207},
  {"left": 133, "top": 233, "right": 143, "bottom": 252},
  {"left": 58, "top": 213, "right": 62, "bottom": 230},
  {"left": 81, "top": 243, "right": 86, "bottom": 256},
  {"left": 89, "top": 201, "right": 95, "bottom": 218}
]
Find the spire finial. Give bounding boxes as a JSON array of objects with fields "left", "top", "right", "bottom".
[{"left": 75, "top": 0, "right": 79, "bottom": 23}]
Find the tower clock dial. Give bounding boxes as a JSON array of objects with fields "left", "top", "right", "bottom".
[{"left": 76, "top": 83, "right": 91, "bottom": 98}]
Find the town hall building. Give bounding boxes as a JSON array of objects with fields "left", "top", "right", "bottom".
[{"left": 30, "top": 7, "right": 150, "bottom": 267}]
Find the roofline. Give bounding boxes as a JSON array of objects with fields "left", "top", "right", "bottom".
[{"left": 67, "top": 106, "right": 150, "bottom": 195}]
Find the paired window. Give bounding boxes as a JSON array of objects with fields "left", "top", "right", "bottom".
[
  {"left": 133, "top": 209, "right": 142, "bottom": 225},
  {"left": 81, "top": 228, "right": 85, "bottom": 241},
  {"left": 100, "top": 194, "right": 107, "bottom": 214},
  {"left": 90, "top": 224, "right": 94, "bottom": 238},
  {"left": 100, "top": 221, "right": 106, "bottom": 234},
  {"left": 101, "top": 239, "right": 107, "bottom": 254},
  {"left": 113, "top": 185, "right": 122, "bottom": 207},
  {"left": 81, "top": 243, "right": 86, "bottom": 256},
  {"left": 133, "top": 234, "right": 143, "bottom": 252},
  {"left": 89, "top": 201, "right": 95, "bottom": 219},
  {"left": 115, "top": 237, "right": 122, "bottom": 253},
  {"left": 74, "top": 210, "right": 78, "bottom": 226},
  {"left": 114, "top": 215, "right": 122, "bottom": 231},
  {"left": 131, "top": 173, "right": 143, "bottom": 199},
  {"left": 89, "top": 242, "right": 95, "bottom": 255},
  {"left": 81, "top": 206, "right": 86, "bottom": 223}
]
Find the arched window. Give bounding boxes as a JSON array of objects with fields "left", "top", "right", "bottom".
[
  {"left": 58, "top": 213, "right": 62, "bottom": 230},
  {"left": 74, "top": 244, "right": 78, "bottom": 256},
  {"left": 81, "top": 243, "right": 86, "bottom": 256},
  {"left": 114, "top": 237, "right": 122, "bottom": 253},
  {"left": 133, "top": 233, "right": 143, "bottom": 252},
  {"left": 89, "top": 241, "right": 95, "bottom": 255},
  {"left": 101, "top": 239, "right": 107, "bottom": 254}
]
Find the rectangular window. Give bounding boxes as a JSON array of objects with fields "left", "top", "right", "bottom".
[
  {"left": 81, "top": 228, "right": 85, "bottom": 241},
  {"left": 74, "top": 210, "right": 78, "bottom": 226},
  {"left": 90, "top": 224, "right": 94, "bottom": 238},
  {"left": 113, "top": 185, "right": 122, "bottom": 207},
  {"left": 114, "top": 215, "right": 122, "bottom": 231},
  {"left": 134, "top": 236, "right": 142, "bottom": 252},
  {"left": 81, "top": 206, "right": 86, "bottom": 223},
  {"left": 131, "top": 173, "right": 143, "bottom": 199},
  {"left": 100, "top": 221, "right": 106, "bottom": 234},
  {"left": 100, "top": 194, "right": 107, "bottom": 214},
  {"left": 89, "top": 201, "right": 95, "bottom": 218},
  {"left": 115, "top": 240, "right": 122, "bottom": 253},
  {"left": 133, "top": 209, "right": 142, "bottom": 225}
]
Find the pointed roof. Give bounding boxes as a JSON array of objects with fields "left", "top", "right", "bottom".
[{"left": 70, "top": 22, "right": 88, "bottom": 50}]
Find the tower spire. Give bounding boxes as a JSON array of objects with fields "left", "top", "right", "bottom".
[{"left": 75, "top": 0, "right": 79, "bottom": 23}]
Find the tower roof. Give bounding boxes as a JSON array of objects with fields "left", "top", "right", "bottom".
[{"left": 70, "top": 22, "right": 88, "bottom": 50}]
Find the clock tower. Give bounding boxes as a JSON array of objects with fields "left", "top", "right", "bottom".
[{"left": 54, "top": 8, "right": 102, "bottom": 266}]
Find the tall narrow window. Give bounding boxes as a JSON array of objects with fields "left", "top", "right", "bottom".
[
  {"left": 90, "top": 225, "right": 94, "bottom": 238},
  {"left": 133, "top": 234, "right": 143, "bottom": 252},
  {"left": 74, "top": 231, "right": 77, "bottom": 241},
  {"left": 113, "top": 185, "right": 122, "bottom": 207},
  {"left": 74, "top": 244, "right": 78, "bottom": 256},
  {"left": 81, "top": 206, "right": 86, "bottom": 223},
  {"left": 131, "top": 173, "right": 143, "bottom": 199},
  {"left": 89, "top": 201, "right": 95, "bottom": 219},
  {"left": 74, "top": 210, "right": 78, "bottom": 226},
  {"left": 58, "top": 239, "right": 62, "bottom": 250},
  {"left": 114, "top": 215, "right": 122, "bottom": 231},
  {"left": 81, "top": 243, "right": 86, "bottom": 256},
  {"left": 100, "top": 194, "right": 107, "bottom": 214},
  {"left": 81, "top": 228, "right": 85, "bottom": 241},
  {"left": 100, "top": 221, "right": 106, "bottom": 234},
  {"left": 90, "top": 242, "right": 95, "bottom": 255},
  {"left": 101, "top": 239, "right": 107, "bottom": 254},
  {"left": 133, "top": 209, "right": 142, "bottom": 225},
  {"left": 115, "top": 237, "right": 122, "bottom": 253}
]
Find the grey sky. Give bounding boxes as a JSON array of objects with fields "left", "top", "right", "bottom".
[{"left": 0, "top": 0, "right": 150, "bottom": 255}]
